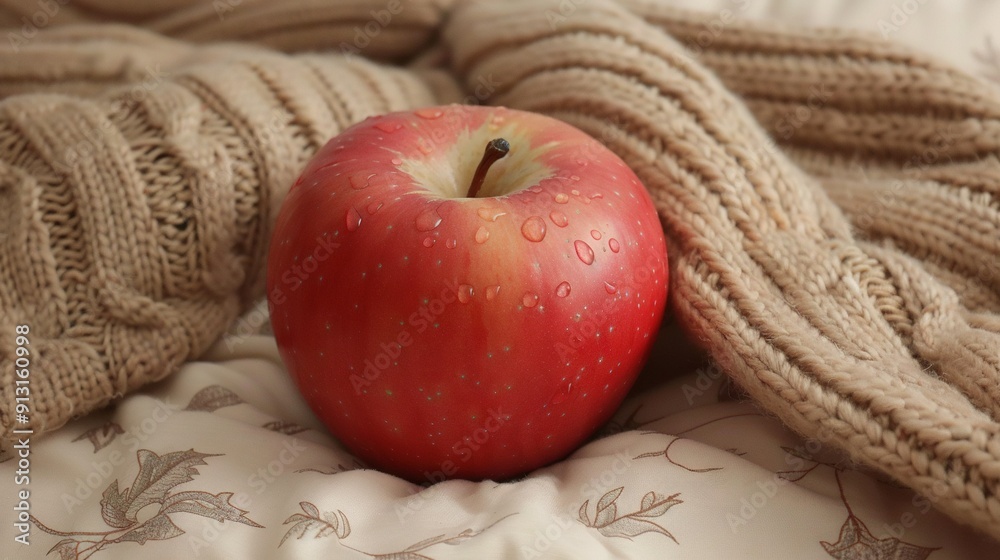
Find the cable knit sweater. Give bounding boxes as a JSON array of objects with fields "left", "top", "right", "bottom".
[{"left": 1, "top": 0, "right": 999, "bottom": 540}]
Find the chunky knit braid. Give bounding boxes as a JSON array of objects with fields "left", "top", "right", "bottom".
[
  {"left": 445, "top": 0, "right": 1000, "bottom": 537},
  {"left": 0, "top": 25, "right": 438, "bottom": 437},
  {"left": 1, "top": 0, "right": 999, "bottom": 540}
]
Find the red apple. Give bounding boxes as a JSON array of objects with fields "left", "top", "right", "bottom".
[{"left": 267, "top": 105, "right": 667, "bottom": 482}]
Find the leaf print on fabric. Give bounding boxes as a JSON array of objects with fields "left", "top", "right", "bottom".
[
  {"left": 578, "top": 487, "right": 682, "bottom": 543},
  {"left": 635, "top": 412, "right": 760, "bottom": 472},
  {"left": 263, "top": 420, "right": 308, "bottom": 435},
  {"left": 280, "top": 503, "right": 515, "bottom": 558},
  {"left": 184, "top": 385, "right": 244, "bottom": 412},
  {"left": 280, "top": 501, "right": 350, "bottom": 547},
  {"left": 295, "top": 458, "right": 366, "bottom": 474},
  {"left": 594, "top": 404, "right": 664, "bottom": 439},
  {"left": 821, "top": 470, "right": 938, "bottom": 560},
  {"left": 31, "top": 449, "right": 262, "bottom": 559},
  {"left": 73, "top": 422, "right": 125, "bottom": 453}
]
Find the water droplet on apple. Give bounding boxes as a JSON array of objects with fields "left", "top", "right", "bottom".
[
  {"left": 609, "top": 238, "right": 620, "bottom": 253},
  {"left": 422, "top": 236, "right": 435, "bottom": 248},
  {"left": 590, "top": 193, "right": 604, "bottom": 200},
  {"left": 346, "top": 207, "right": 362, "bottom": 232},
  {"left": 375, "top": 121, "right": 402, "bottom": 133},
  {"left": 457, "top": 284, "right": 474, "bottom": 303},
  {"left": 367, "top": 201, "right": 383, "bottom": 214},
  {"left": 528, "top": 186, "right": 543, "bottom": 194},
  {"left": 491, "top": 114, "right": 505, "bottom": 126},
  {"left": 575, "top": 158, "right": 588, "bottom": 166},
  {"left": 485, "top": 285, "right": 500, "bottom": 300},
  {"left": 476, "top": 207, "right": 506, "bottom": 222},
  {"left": 549, "top": 211, "right": 569, "bottom": 228},
  {"left": 445, "top": 238, "right": 457, "bottom": 249},
  {"left": 349, "top": 174, "right": 373, "bottom": 189},
  {"left": 417, "top": 139, "right": 433, "bottom": 154},
  {"left": 554, "top": 193, "right": 569, "bottom": 204},
  {"left": 571, "top": 176, "right": 580, "bottom": 182},
  {"left": 475, "top": 226, "right": 490, "bottom": 244},
  {"left": 522, "top": 292, "right": 538, "bottom": 307},
  {"left": 521, "top": 216, "right": 547, "bottom": 242},
  {"left": 391, "top": 157, "right": 403, "bottom": 165},
  {"left": 415, "top": 207, "right": 443, "bottom": 231},
  {"left": 590, "top": 229, "right": 602, "bottom": 240},
  {"left": 555, "top": 281, "right": 571, "bottom": 297},
  {"left": 550, "top": 383, "right": 573, "bottom": 405},
  {"left": 574, "top": 240, "right": 595, "bottom": 265},
  {"left": 604, "top": 281, "right": 617, "bottom": 294},
  {"left": 416, "top": 108, "right": 444, "bottom": 119}
]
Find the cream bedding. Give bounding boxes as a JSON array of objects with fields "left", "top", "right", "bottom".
[{"left": 3, "top": 1, "right": 1000, "bottom": 558}]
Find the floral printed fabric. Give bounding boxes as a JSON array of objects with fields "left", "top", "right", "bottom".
[
  {"left": 4, "top": 1, "right": 1000, "bottom": 558},
  {"left": 1, "top": 334, "right": 994, "bottom": 559}
]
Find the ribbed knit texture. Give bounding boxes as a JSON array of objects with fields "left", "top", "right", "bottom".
[{"left": 1, "top": 0, "right": 998, "bottom": 540}]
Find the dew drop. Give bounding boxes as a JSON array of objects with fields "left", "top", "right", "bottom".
[
  {"left": 349, "top": 174, "right": 373, "bottom": 190},
  {"left": 590, "top": 193, "right": 604, "bottom": 200},
  {"left": 604, "top": 282, "right": 617, "bottom": 294},
  {"left": 571, "top": 176, "right": 580, "bottom": 182},
  {"left": 415, "top": 207, "right": 443, "bottom": 231},
  {"left": 390, "top": 157, "right": 402, "bottom": 165},
  {"left": 346, "top": 207, "right": 362, "bottom": 232},
  {"left": 528, "top": 186, "right": 543, "bottom": 194},
  {"left": 574, "top": 240, "right": 595, "bottom": 265},
  {"left": 575, "top": 158, "right": 588, "bottom": 166},
  {"left": 445, "top": 238, "right": 457, "bottom": 249},
  {"left": 457, "top": 284, "right": 474, "bottom": 303},
  {"left": 554, "top": 193, "right": 569, "bottom": 204},
  {"left": 571, "top": 189, "right": 580, "bottom": 196},
  {"left": 417, "top": 140, "right": 433, "bottom": 154},
  {"left": 367, "top": 201, "right": 383, "bottom": 214},
  {"left": 422, "top": 236, "right": 436, "bottom": 248},
  {"left": 416, "top": 108, "right": 444, "bottom": 119},
  {"left": 521, "top": 216, "right": 547, "bottom": 242},
  {"left": 551, "top": 383, "right": 573, "bottom": 405},
  {"left": 549, "top": 211, "right": 569, "bottom": 228},
  {"left": 476, "top": 207, "right": 507, "bottom": 222},
  {"left": 522, "top": 292, "right": 539, "bottom": 308},
  {"left": 375, "top": 121, "right": 402, "bottom": 133},
  {"left": 609, "top": 238, "right": 620, "bottom": 253},
  {"left": 555, "top": 281, "right": 571, "bottom": 298},
  {"left": 590, "top": 229, "right": 602, "bottom": 240},
  {"left": 475, "top": 226, "right": 490, "bottom": 244},
  {"left": 485, "top": 285, "right": 500, "bottom": 300}
]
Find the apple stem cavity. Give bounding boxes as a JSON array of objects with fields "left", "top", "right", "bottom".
[{"left": 467, "top": 138, "right": 510, "bottom": 198}]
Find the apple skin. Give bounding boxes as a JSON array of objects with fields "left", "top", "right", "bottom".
[{"left": 267, "top": 105, "right": 667, "bottom": 482}]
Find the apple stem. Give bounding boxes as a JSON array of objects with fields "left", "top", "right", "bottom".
[{"left": 466, "top": 138, "right": 510, "bottom": 198}]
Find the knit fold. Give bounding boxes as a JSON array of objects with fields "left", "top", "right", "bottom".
[{"left": 1, "top": 0, "right": 999, "bottom": 540}]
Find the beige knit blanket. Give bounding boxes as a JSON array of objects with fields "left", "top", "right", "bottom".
[{"left": 1, "top": 0, "right": 998, "bottom": 540}]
